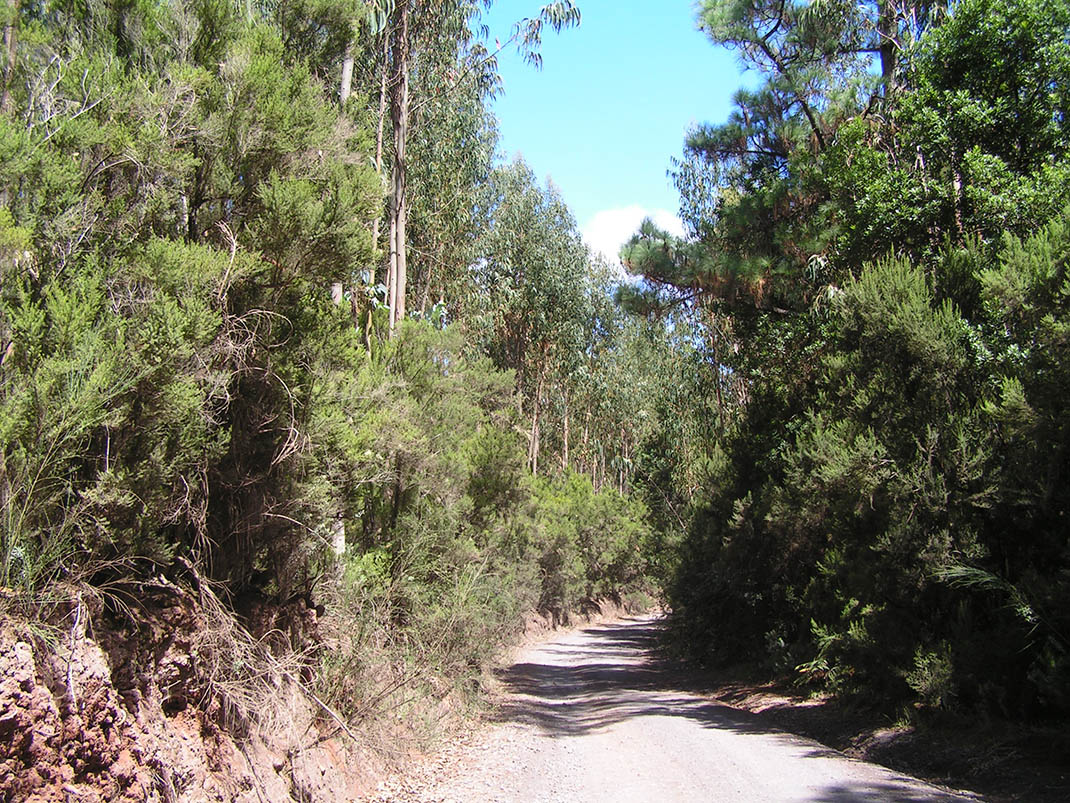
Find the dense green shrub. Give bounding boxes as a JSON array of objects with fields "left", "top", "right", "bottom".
[{"left": 669, "top": 218, "right": 1070, "bottom": 714}]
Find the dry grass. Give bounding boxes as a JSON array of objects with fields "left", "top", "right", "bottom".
[{"left": 191, "top": 578, "right": 313, "bottom": 745}]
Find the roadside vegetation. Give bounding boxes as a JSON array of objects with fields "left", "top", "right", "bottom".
[
  {"left": 1, "top": 0, "right": 1069, "bottom": 797},
  {"left": 0, "top": 0, "right": 656, "bottom": 764},
  {"left": 624, "top": 0, "right": 1070, "bottom": 723}
]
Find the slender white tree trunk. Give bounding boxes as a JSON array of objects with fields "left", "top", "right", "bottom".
[
  {"left": 529, "top": 367, "right": 545, "bottom": 474},
  {"left": 339, "top": 41, "right": 355, "bottom": 105},
  {"left": 579, "top": 406, "right": 590, "bottom": 475},
  {"left": 388, "top": 216, "right": 398, "bottom": 323},
  {"left": 388, "top": 2, "right": 410, "bottom": 333},
  {"left": 1, "top": 0, "right": 17, "bottom": 118},
  {"left": 562, "top": 392, "right": 570, "bottom": 472}
]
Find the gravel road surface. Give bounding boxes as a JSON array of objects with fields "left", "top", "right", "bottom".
[{"left": 367, "top": 615, "right": 980, "bottom": 802}]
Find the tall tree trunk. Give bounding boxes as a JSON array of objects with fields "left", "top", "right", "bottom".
[
  {"left": 580, "top": 406, "right": 590, "bottom": 477},
  {"left": 360, "top": 32, "right": 390, "bottom": 344},
  {"left": 336, "top": 36, "right": 355, "bottom": 312},
  {"left": 388, "top": 216, "right": 398, "bottom": 323},
  {"left": 529, "top": 366, "right": 545, "bottom": 474},
  {"left": 877, "top": 0, "right": 897, "bottom": 94},
  {"left": 372, "top": 31, "right": 389, "bottom": 246},
  {"left": 388, "top": 1, "right": 410, "bottom": 333},
  {"left": 339, "top": 41, "right": 355, "bottom": 106},
  {"left": 561, "top": 391, "right": 570, "bottom": 472},
  {"left": 418, "top": 257, "right": 433, "bottom": 317},
  {"left": 331, "top": 28, "right": 346, "bottom": 319}
]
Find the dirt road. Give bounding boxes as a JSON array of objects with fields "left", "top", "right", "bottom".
[{"left": 369, "top": 615, "right": 980, "bottom": 802}]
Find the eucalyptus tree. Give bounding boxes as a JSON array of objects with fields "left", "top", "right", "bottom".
[
  {"left": 1, "top": 0, "right": 17, "bottom": 115},
  {"left": 0, "top": 1, "right": 667, "bottom": 765},
  {"left": 473, "top": 157, "right": 592, "bottom": 473},
  {"left": 375, "top": 0, "right": 580, "bottom": 333},
  {"left": 405, "top": 76, "right": 496, "bottom": 318}
]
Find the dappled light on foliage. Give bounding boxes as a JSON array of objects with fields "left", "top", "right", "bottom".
[{"left": 0, "top": 2, "right": 654, "bottom": 789}]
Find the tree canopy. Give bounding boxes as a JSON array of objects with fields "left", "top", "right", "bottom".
[{"left": 624, "top": 0, "right": 1070, "bottom": 716}]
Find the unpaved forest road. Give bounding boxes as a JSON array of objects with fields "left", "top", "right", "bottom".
[{"left": 368, "top": 615, "right": 981, "bottom": 802}]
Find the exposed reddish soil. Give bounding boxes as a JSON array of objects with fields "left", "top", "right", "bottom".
[
  {"left": 0, "top": 588, "right": 643, "bottom": 803},
  {"left": 0, "top": 586, "right": 384, "bottom": 803}
]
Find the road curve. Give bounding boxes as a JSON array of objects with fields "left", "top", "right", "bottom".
[{"left": 370, "top": 615, "right": 980, "bottom": 802}]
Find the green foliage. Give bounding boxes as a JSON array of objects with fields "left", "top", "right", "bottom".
[
  {"left": 0, "top": 0, "right": 662, "bottom": 745},
  {"left": 316, "top": 322, "right": 654, "bottom": 720},
  {"left": 0, "top": 241, "right": 236, "bottom": 590},
  {"left": 524, "top": 471, "right": 653, "bottom": 620},
  {"left": 906, "top": 643, "right": 956, "bottom": 709},
  {"left": 650, "top": 0, "right": 1070, "bottom": 720}
]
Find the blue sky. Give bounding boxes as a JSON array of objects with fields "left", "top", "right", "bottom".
[{"left": 480, "top": 0, "right": 749, "bottom": 263}]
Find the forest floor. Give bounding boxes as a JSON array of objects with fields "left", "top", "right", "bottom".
[{"left": 361, "top": 614, "right": 1066, "bottom": 802}]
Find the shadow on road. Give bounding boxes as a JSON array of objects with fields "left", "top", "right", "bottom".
[
  {"left": 492, "top": 616, "right": 974, "bottom": 802},
  {"left": 493, "top": 618, "right": 823, "bottom": 743},
  {"left": 808, "top": 783, "right": 973, "bottom": 802}
]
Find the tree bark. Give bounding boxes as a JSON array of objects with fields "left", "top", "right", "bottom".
[
  {"left": 1, "top": 0, "right": 18, "bottom": 118},
  {"left": 339, "top": 41, "right": 355, "bottom": 106},
  {"left": 561, "top": 391, "right": 570, "bottom": 472},
  {"left": 529, "top": 366, "right": 545, "bottom": 474},
  {"left": 877, "top": 0, "right": 897, "bottom": 94},
  {"left": 580, "top": 406, "right": 590, "bottom": 477},
  {"left": 388, "top": 2, "right": 410, "bottom": 333},
  {"left": 361, "top": 32, "right": 390, "bottom": 343},
  {"left": 373, "top": 30, "right": 389, "bottom": 242},
  {"left": 388, "top": 216, "right": 398, "bottom": 323},
  {"left": 418, "top": 258, "right": 433, "bottom": 317}
]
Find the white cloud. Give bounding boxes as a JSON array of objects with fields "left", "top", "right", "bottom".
[{"left": 581, "top": 206, "right": 686, "bottom": 274}]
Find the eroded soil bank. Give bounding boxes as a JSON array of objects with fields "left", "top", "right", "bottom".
[
  {"left": 0, "top": 585, "right": 386, "bottom": 803},
  {"left": 0, "top": 590, "right": 641, "bottom": 802}
]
